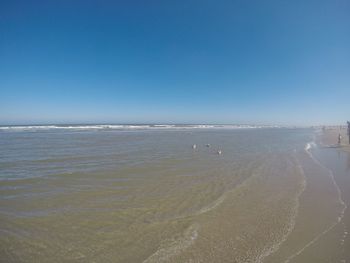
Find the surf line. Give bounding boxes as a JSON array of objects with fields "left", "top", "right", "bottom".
[{"left": 283, "top": 142, "right": 347, "bottom": 263}]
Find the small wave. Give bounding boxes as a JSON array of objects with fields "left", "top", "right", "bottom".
[
  {"left": 304, "top": 141, "right": 317, "bottom": 152},
  {"left": 0, "top": 124, "right": 288, "bottom": 132},
  {"left": 142, "top": 224, "right": 199, "bottom": 263},
  {"left": 195, "top": 193, "right": 227, "bottom": 215},
  {"left": 305, "top": 143, "right": 312, "bottom": 151},
  {"left": 256, "top": 155, "right": 307, "bottom": 263},
  {"left": 0, "top": 125, "right": 140, "bottom": 131}
]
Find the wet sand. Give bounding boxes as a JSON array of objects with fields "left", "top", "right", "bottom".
[
  {"left": 318, "top": 127, "right": 350, "bottom": 152},
  {"left": 265, "top": 129, "right": 350, "bottom": 263}
]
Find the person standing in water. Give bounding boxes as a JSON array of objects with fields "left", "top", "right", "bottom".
[{"left": 338, "top": 133, "right": 342, "bottom": 145}]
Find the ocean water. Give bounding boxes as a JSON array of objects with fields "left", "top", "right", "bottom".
[{"left": 0, "top": 126, "right": 347, "bottom": 262}]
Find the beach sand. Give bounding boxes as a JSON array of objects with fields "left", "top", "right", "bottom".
[{"left": 1, "top": 128, "right": 350, "bottom": 262}]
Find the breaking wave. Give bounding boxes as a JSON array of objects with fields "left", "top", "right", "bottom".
[{"left": 0, "top": 124, "right": 287, "bottom": 132}]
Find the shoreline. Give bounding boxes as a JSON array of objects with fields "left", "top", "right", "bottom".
[
  {"left": 1, "top": 128, "right": 349, "bottom": 262},
  {"left": 265, "top": 128, "right": 350, "bottom": 262},
  {"left": 318, "top": 127, "right": 350, "bottom": 153}
]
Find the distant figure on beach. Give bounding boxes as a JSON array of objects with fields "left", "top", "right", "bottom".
[
  {"left": 338, "top": 134, "right": 342, "bottom": 145},
  {"left": 217, "top": 150, "right": 222, "bottom": 155},
  {"left": 192, "top": 144, "right": 197, "bottom": 149},
  {"left": 348, "top": 121, "right": 350, "bottom": 144}
]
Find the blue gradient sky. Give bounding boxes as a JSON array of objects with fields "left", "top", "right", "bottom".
[{"left": 1, "top": 0, "right": 349, "bottom": 125}]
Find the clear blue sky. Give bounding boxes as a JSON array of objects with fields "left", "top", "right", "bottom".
[{"left": 1, "top": 0, "right": 349, "bottom": 125}]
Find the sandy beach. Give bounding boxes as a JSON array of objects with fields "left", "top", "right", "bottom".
[{"left": 1, "top": 127, "right": 350, "bottom": 262}]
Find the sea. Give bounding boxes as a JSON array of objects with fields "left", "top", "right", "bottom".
[{"left": 0, "top": 125, "right": 349, "bottom": 262}]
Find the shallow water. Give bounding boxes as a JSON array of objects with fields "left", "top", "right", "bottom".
[
  {"left": 297, "top": 146, "right": 350, "bottom": 262},
  {"left": 0, "top": 127, "right": 347, "bottom": 262}
]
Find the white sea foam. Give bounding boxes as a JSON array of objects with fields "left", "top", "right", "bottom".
[
  {"left": 0, "top": 124, "right": 287, "bottom": 132},
  {"left": 304, "top": 142, "right": 317, "bottom": 152},
  {"left": 142, "top": 224, "right": 199, "bottom": 263},
  {"left": 305, "top": 143, "right": 312, "bottom": 151}
]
